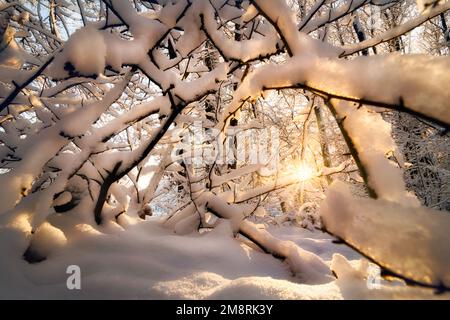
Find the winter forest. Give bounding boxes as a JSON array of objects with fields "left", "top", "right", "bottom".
[{"left": 0, "top": 0, "right": 449, "bottom": 300}]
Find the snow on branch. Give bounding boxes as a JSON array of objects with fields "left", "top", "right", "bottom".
[
  {"left": 321, "top": 181, "right": 450, "bottom": 290},
  {"left": 223, "top": 54, "right": 450, "bottom": 128},
  {"left": 206, "top": 193, "right": 334, "bottom": 284},
  {"left": 340, "top": 1, "right": 450, "bottom": 57}
]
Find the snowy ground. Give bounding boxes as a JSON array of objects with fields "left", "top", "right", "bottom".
[{"left": 0, "top": 217, "right": 447, "bottom": 299}]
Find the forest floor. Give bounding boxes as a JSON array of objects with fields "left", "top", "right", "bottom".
[{"left": 0, "top": 216, "right": 448, "bottom": 299}]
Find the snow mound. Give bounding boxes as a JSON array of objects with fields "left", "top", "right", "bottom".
[
  {"left": 153, "top": 272, "right": 342, "bottom": 300},
  {"left": 0, "top": 217, "right": 447, "bottom": 299}
]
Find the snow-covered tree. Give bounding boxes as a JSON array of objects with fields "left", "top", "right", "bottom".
[{"left": 0, "top": 0, "right": 449, "bottom": 297}]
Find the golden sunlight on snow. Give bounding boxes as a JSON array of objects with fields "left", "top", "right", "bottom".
[{"left": 7, "top": 213, "right": 32, "bottom": 234}]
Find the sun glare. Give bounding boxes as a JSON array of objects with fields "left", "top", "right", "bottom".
[{"left": 295, "top": 164, "right": 314, "bottom": 181}]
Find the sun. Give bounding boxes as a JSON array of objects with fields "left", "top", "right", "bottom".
[{"left": 295, "top": 164, "right": 314, "bottom": 181}]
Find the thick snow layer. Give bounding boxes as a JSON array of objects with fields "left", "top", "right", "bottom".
[
  {"left": 222, "top": 54, "right": 450, "bottom": 128},
  {"left": 332, "top": 101, "right": 419, "bottom": 205},
  {"left": 321, "top": 181, "right": 450, "bottom": 289},
  {"left": 49, "top": 25, "right": 107, "bottom": 78},
  {"left": 0, "top": 217, "right": 447, "bottom": 299}
]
